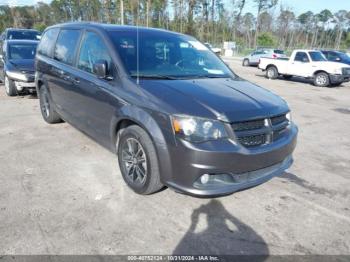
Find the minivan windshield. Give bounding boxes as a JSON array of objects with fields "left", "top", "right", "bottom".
[
  {"left": 7, "top": 30, "right": 41, "bottom": 40},
  {"left": 108, "top": 30, "right": 234, "bottom": 79},
  {"left": 309, "top": 51, "right": 327, "bottom": 62},
  {"left": 8, "top": 44, "right": 37, "bottom": 60}
]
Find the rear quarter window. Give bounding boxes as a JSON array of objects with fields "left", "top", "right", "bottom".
[
  {"left": 54, "top": 29, "right": 81, "bottom": 66},
  {"left": 37, "top": 28, "right": 59, "bottom": 57}
]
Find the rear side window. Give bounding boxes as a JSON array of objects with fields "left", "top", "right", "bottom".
[
  {"left": 77, "top": 31, "right": 112, "bottom": 75},
  {"left": 37, "top": 28, "right": 59, "bottom": 57},
  {"left": 274, "top": 50, "right": 284, "bottom": 54},
  {"left": 54, "top": 29, "right": 81, "bottom": 65}
]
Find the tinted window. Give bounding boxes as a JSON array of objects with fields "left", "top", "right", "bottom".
[
  {"left": 294, "top": 52, "right": 309, "bottom": 62},
  {"left": 108, "top": 30, "right": 233, "bottom": 79},
  {"left": 54, "top": 29, "right": 81, "bottom": 65},
  {"left": 8, "top": 43, "right": 37, "bottom": 59},
  {"left": 7, "top": 30, "right": 41, "bottom": 40},
  {"left": 78, "top": 31, "right": 112, "bottom": 75},
  {"left": 326, "top": 52, "right": 338, "bottom": 61},
  {"left": 37, "top": 28, "right": 59, "bottom": 57},
  {"left": 274, "top": 50, "right": 284, "bottom": 54},
  {"left": 309, "top": 51, "right": 326, "bottom": 62}
]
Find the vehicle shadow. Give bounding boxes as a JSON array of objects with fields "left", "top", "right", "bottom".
[{"left": 173, "top": 199, "right": 269, "bottom": 259}]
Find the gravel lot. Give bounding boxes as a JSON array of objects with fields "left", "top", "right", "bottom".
[{"left": 0, "top": 59, "right": 349, "bottom": 256}]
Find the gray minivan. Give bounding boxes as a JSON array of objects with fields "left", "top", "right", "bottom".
[{"left": 35, "top": 22, "right": 298, "bottom": 197}]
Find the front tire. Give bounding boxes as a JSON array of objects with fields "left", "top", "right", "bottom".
[
  {"left": 117, "top": 125, "right": 163, "bottom": 195},
  {"left": 4, "top": 76, "right": 17, "bottom": 96},
  {"left": 314, "top": 72, "right": 330, "bottom": 87},
  {"left": 266, "top": 66, "right": 278, "bottom": 79},
  {"left": 38, "top": 84, "right": 62, "bottom": 124}
]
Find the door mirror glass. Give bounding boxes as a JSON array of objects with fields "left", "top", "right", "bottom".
[{"left": 93, "top": 60, "right": 107, "bottom": 78}]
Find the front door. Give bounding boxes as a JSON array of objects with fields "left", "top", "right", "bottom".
[
  {"left": 69, "top": 31, "right": 123, "bottom": 146},
  {"left": 289, "top": 51, "right": 310, "bottom": 77}
]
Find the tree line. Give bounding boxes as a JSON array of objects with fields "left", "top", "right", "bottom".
[{"left": 1, "top": 0, "right": 350, "bottom": 52}]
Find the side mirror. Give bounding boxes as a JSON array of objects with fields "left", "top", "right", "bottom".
[
  {"left": 302, "top": 58, "right": 309, "bottom": 63},
  {"left": 93, "top": 60, "right": 108, "bottom": 79}
]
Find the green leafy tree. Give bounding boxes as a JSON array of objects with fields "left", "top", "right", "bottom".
[{"left": 257, "top": 32, "right": 276, "bottom": 47}]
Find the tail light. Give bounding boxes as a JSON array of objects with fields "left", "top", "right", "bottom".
[{"left": 272, "top": 54, "right": 277, "bottom": 58}]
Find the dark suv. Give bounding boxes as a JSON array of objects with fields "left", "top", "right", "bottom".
[
  {"left": 321, "top": 50, "right": 350, "bottom": 65},
  {"left": 0, "top": 40, "right": 38, "bottom": 96},
  {"left": 35, "top": 22, "right": 298, "bottom": 197}
]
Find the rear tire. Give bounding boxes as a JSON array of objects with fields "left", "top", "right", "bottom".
[
  {"left": 38, "top": 84, "right": 62, "bottom": 124},
  {"left": 314, "top": 72, "right": 330, "bottom": 87},
  {"left": 4, "top": 76, "right": 17, "bottom": 96},
  {"left": 243, "top": 59, "right": 250, "bottom": 67},
  {"left": 266, "top": 66, "right": 278, "bottom": 79},
  {"left": 117, "top": 125, "right": 163, "bottom": 195}
]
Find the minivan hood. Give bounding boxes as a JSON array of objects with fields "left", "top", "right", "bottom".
[
  {"left": 140, "top": 78, "right": 289, "bottom": 122},
  {"left": 9, "top": 59, "right": 35, "bottom": 72}
]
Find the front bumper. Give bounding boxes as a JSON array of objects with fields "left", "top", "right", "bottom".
[
  {"left": 14, "top": 81, "right": 36, "bottom": 92},
  {"left": 163, "top": 123, "right": 298, "bottom": 197},
  {"left": 329, "top": 74, "right": 350, "bottom": 84}
]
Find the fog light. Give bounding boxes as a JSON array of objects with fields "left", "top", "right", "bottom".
[
  {"left": 15, "top": 82, "right": 24, "bottom": 91},
  {"left": 200, "top": 174, "right": 210, "bottom": 184}
]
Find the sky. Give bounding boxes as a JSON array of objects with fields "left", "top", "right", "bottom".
[
  {"left": 234, "top": 0, "right": 350, "bottom": 15},
  {"left": 1, "top": 0, "right": 350, "bottom": 15}
]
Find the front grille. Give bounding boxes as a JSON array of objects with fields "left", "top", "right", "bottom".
[
  {"left": 232, "top": 113, "right": 289, "bottom": 148},
  {"left": 271, "top": 114, "right": 287, "bottom": 125},
  {"left": 232, "top": 119, "right": 264, "bottom": 131},
  {"left": 238, "top": 134, "right": 266, "bottom": 147},
  {"left": 342, "top": 68, "right": 350, "bottom": 76}
]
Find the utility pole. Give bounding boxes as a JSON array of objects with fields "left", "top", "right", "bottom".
[{"left": 120, "top": 0, "right": 124, "bottom": 25}]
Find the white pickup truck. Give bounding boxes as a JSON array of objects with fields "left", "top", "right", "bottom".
[{"left": 258, "top": 49, "right": 350, "bottom": 87}]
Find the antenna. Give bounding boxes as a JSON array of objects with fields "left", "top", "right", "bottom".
[{"left": 136, "top": 0, "right": 140, "bottom": 85}]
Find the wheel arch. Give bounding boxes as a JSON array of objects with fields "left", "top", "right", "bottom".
[
  {"left": 110, "top": 105, "right": 174, "bottom": 183},
  {"left": 266, "top": 64, "right": 278, "bottom": 71},
  {"left": 313, "top": 70, "right": 329, "bottom": 77}
]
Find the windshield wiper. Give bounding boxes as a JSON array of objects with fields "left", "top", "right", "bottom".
[
  {"left": 183, "top": 74, "right": 231, "bottom": 79},
  {"left": 130, "top": 74, "right": 179, "bottom": 80}
]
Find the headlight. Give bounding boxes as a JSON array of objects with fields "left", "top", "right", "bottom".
[
  {"left": 6, "top": 71, "right": 28, "bottom": 82},
  {"left": 333, "top": 68, "right": 342, "bottom": 74},
  {"left": 172, "top": 115, "right": 228, "bottom": 142},
  {"left": 286, "top": 112, "right": 292, "bottom": 123}
]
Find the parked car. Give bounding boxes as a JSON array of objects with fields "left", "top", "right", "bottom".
[
  {"left": 258, "top": 49, "right": 350, "bottom": 87},
  {"left": 0, "top": 40, "right": 38, "bottom": 96},
  {"left": 204, "top": 43, "right": 221, "bottom": 55},
  {"left": 35, "top": 22, "right": 297, "bottom": 197},
  {"left": 321, "top": 50, "right": 350, "bottom": 65},
  {"left": 243, "top": 49, "right": 286, "bottom": 66}
]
